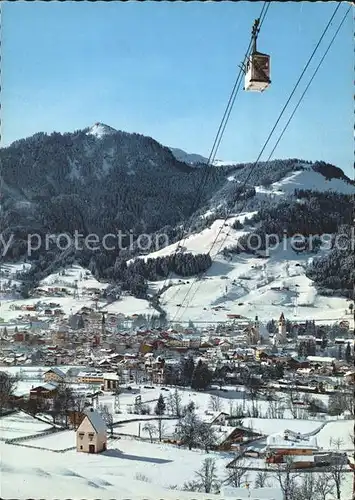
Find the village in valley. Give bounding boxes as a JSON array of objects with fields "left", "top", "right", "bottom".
[
  {"left": 0, "top": 263, "right": 354, "bottom": 500},
  {"left": 1, "top": 0, "right": 354, "bottom": 495}
]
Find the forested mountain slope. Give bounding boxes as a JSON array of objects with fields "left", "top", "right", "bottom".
[{"left": 0, "top": 123, "right": 353, "bottom": 301}]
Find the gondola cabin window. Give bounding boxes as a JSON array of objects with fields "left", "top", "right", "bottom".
[{"left": 244, "top": 51, "right": 271, "bottom": 92}]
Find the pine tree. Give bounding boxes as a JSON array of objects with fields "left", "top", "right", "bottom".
[
  {"left": 191, "top": 361, "right": 212, "bottom": 391},
  {"left": 181, "top": 356, "right": 195, "bottom": 386},
  {"left": 155, "top": 394, "right": 166, "bottom": 416}
]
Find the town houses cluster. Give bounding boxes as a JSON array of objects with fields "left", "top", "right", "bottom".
[
  {"left": 1, "top": 295, "right": 354, "bottom": 499},
  {"left": 1, "top": 299, "right": 354, "bottom": 400}
]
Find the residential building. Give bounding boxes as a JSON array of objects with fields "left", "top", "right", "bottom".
[
  {"left": 103, "top": 372, "right": 119, "bottom": 392},
  {"left": 265, "top": 431, "right": 318, "bottom": 466},
  {"left": 30, "top": 383, "right": 58, "bottom": 400},
  {"left": 76, "top": 408, "right": 107, "bottom": 453},
  {"left": 77, "top": 372, "right": 103, "bottom": 385},
  {"left": 43, "top": 367, "right": 66, "bottom": 383}
]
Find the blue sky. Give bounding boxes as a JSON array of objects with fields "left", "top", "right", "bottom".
[{"left": 2, "top": 2, "right": 353, "bottom": 175}]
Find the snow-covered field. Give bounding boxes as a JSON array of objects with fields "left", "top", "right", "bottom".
[
  {"left": 23, "top": 430, "right": 76, "bottom": 450},
  {"left": 0, "top": 411, "right": 53, "bottom": 441},
  {"left": 0, "top": 383, "right": 353, "bottom": 499},
  {"left": 40, "top": 265, "right": 107, "bottom": 290},
  {"left": 1, "top": 419, "right": 354, "bottom": 499},
  {"left": 315, "top": 419, "right": 354, "bottom": 450},
  {"left": 0, "top": 437, "right": 231, "bottom": 499},
  {"left": 115, "top": 418, "right": 178, "bottom": 438},
  {"left": 135, "top": 215, "right": 249, "bottom": 261}
]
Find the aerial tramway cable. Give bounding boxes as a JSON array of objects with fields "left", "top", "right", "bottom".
[
  {"left": 158, "top": 2, "right": 270, "bottom": 300},
  {"left": 265, "top": 5, "right": 352, "bottom": 163},
  {"left": 171, "top": 3, "right": 344, "bottom": 323}
]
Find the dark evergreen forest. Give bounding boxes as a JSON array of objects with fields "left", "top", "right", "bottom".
[{"left": 1, "top": 127, "right": 353, "bottom": 298}]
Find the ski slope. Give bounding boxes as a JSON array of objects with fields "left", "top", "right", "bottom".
[
  {"left": 137, "top": 214, "right": 251, "bottom": 261},
  {"left": 253, "top": 167, "right": 355, "bottom": 198},
  {"left": 157, "top": 234, "right": 350, "bottom": 324},
  {"left": 137, "top": 167, "right": 354, "bottom": 323}
]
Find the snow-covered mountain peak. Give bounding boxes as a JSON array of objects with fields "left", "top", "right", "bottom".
[{"left": 86, "top": 122, "right": 117, "bottom": 138}]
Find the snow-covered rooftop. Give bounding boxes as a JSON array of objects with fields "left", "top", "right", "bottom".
[{"left": 82, "top": 408, "right": 107, "bottom": 434}]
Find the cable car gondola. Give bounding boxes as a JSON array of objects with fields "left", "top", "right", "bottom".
[{"left": 244, "top": 18, "right": 271, "bottom": 92}]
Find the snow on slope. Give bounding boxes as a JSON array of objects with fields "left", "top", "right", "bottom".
[
  {"left": 1, "top": 438, "right": 230, "bottom": 499},
  {"left": 253, "top": 166, "right": 355, "bottom": 197},
  {"left": 155, "top": 234, "right": 351, "bottom": 324},
  {"left": 86, "top": 122, "right": 117, "bottom": 138},
  {"left": 138, "top": 213, "right": 254, "bottom": 261},
  {"left": 315, "top": 420, "right": 354, "bottom": 450},
  {"left": 40, "top": 264, "right": 106, "bottom": 290},
  {"left": 0, "top": 262, "right": 32, "bottom": 296},
  {"left": 0, "top": 411, "right": 53, "bottom": 441},
  {"left": 139, "top": 165, "right": 354, "bottom": 323}
]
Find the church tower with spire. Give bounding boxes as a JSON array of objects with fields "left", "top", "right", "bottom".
[{"left": 276, "top": 312, "right": 287, "bottom": 344}]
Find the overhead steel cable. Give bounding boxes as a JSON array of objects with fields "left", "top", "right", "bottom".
[
  {"left": 171, "top": 3, "right": 342, "bottom": 323},
  {"left": 157, "top": 2, "right": 270, "bottom": 299},
  {"left": 209, "top": 3, "right": 271, "bottom": 164},
  {"left": 265, "top": 5, "right": 352, "bottom": 163},
  {"left": 214, "top": 3, "right": 351, "bottom": 261}
]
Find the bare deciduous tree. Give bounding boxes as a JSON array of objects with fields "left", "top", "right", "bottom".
[
  {"left": 224, "top": 457, "right": 250, "bottom": 488},
  {"left": 267, "top": 399, "right": 284, "bottom": 419},
  {"left": 328, "top": 438, "right": 347, "bottom": 500},
  {"left": 286, "top": 388, "right": 302, "bottom": 419},
  {"left": 254, "top": 471, "right": 270, "bottom": 488},
  {"left": 97, "top": 404, "right": 114, "bottom": 436},
  {"left": 296, "top": 473, "right": 317, "bottom": 500},
  {"left": 209, "top": 395, "right": 222, "bottom": 412},
  {"left": 23, "top": 396, "right": 48, "bottom": 417},
  {"left": 183, "top": 458, "right": 220, "bottom": 493},
  {"left": 175, "top": 409, "right": 203, "bottom": 450},
  {"left": 199, "top": 422, "right": 217, "bottom": 453},
  {"left": 167, "top": 389, "right": 182, "bottom": 417},
  {"left": 275, "top": 456, "right": 299, "bottom": 500},
  {"left": 143, "top": 422, "right": 157, "bottom": 443},
  {"left": 52, "top": 382, "right": 75, "bottom": 426},
  {"left": 195, "top": 457, "right": 220, "bottom": 493},
  {"left": 314, "top": 472, "right": 335, "bottom": 500}
]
